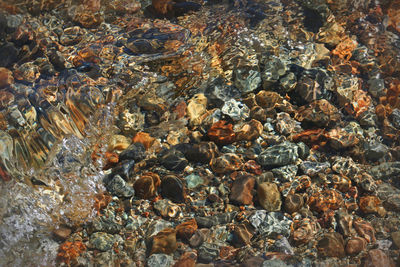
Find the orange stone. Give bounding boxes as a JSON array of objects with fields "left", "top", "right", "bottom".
[
  {"left": 150, "top": 228, "right": 177, "bottom": 255},
  {"left": 207, "top": 120, "right": 236, "bottom": 145},
  {"left": 176, "top": 218, "right": 198, "bottom": 241},
  {"left": 0, "top": 68, "right": 13, "bottom": 88},
  {"left": 133, "top": 132, "right": 156, "bottom": 150},
  {"left": 133, "top": 172, "right": 160, "bottom": 199}
]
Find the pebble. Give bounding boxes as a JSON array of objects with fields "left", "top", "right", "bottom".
[
  {"left": 257, "top": 142, "right": 298, "bottom": 168},
  {"left": 195, "top": 212, "right": 236, "bottom": 228},
  {"left": 229, "top": 173, "right": 255, "bottom": 205},
  {"left": 361, "top": 249, "right": 395, "bottom": 267},
  {"left": 184, "top": 142, "right": 219, "bottom": 164},
  {"left": 317, "top": 232, "right": 346, "bottom": 258},
  {"left": 134, "top": 172, "right": 161, "bottom": 199},
  {"left": 232, "top": 223, "right": 254, "bottom": 247},
  {"left": 198, "top": 242, "right": 220, "bottom": 263},
  {"left": 147, "top": 253, "right": 174, "bottom": 267},
  {"left": 119, "top": 142, "right": 146, "bottom": 162},
  {"left": 90, "top": 232, "right": 119, "bottom": 252},
  {"left": 345, "top": 236, "right": 367, "bottom": 256},
  {"left": 221, "top": 99, "right": 250, "bottom": 121},
  {"left": 161, "top": 175, "right": 185, "bottom": 203},
  {"left": 284, "top": 193, "right": 304, "bottom": 213},
  {"left": 211, "top": 153, "right": 243, "bottom": 174},
  {"left": 176, "top": 218, "right": 198, "bottom": 241},
  {"left": 105, "top": 174, "right": 135, "bottom": 198},
  {"left": 257, "top": 182, "right": 281, "bottom": 211}
]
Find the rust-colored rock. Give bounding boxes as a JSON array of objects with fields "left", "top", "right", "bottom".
[
  {"left": 210, "top": 153, "right": 243, "bottom": 174},
  {"left": 291, "top": 218, "right": 318, "bottom": 245},
  {"left": 345, "top": 236, "right": 367, "bottom": 256},
  {"left": 362, "top": 249, "right": 395, "bottom": 267},
  {"left": 133, "top": 132, "right": 156, "bottom": 150},
  {"left": 52, "top": 226, "right": 72, "bottom": 241},
  {"left": 308, "top": 189, "right": 343, "bottom": 213},
  {"left": 353, "top": 218, "right": 376, "bottom": 243},
  {"left": 0, "top": 68, "right": 13, "bottom": 88},
  {"left": 232, "top": 223, "right": 254, "bottom": 247},
  {"left": 244, "top": 160, "right": 262, "bottom": 175},
  {"left": 317, "top": 232, "right": 346, "bottom": 258},
  {"left": 359, "top": 195, "right": 387, "bottom": 217},
  {"left": 57, "top": 241, "right": 86, "bottom": 265},
  {"left": 176, "top": 218, "right": 198, "bottom": 241},
  {"left": 234, "top": 119, "right": 263, "bottom": 141},
  {"left": 255, "top": 90, "right": 284, "bottom": 109},
  {"left": 173, "top": 252, "right": 196, "bottom": 267},
  {"left": 133, "top": 172, "right": 161, "bottom": 199},
  {"left": 295, "top": 99, "right": 340, "bottom": 127},
  {"left": 229, "top": 173, "right": 255, "bottom": 205},
  {"left": 207, "top": 120, "right": 236, "bottom": 145},
  {"left": 150, "top": 228, "right": 177, "bottom": 255}
]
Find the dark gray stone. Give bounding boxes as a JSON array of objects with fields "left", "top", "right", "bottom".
[
  {"left": 198, "top": 242, "right": 220, "bottom": 263},
  {"left": 258, "top": 142, "right": 298, "bottom": 168},
  {"left": 119, "top": 142, "right": 146, "bottom": 162},
  {"left": 363, "top": 140, "right": 388, "bottom": 162},
  {"left": 0, "top": 42, "right": 18, "bottom": 67},
  {"left": 271, "top": 165, "right": 298, "bottom": 182},
  {"left": 195, "top": 212, "right": 237, "bottom": 228},
  {"left": 299, "top": 161, "right": 330, "bottom": 177},
  {"left": 369, "top": 162, "right": 400, "bottom": 181},
  {"left": 106, "top": 174, "right": 135, "bottom": 198}
]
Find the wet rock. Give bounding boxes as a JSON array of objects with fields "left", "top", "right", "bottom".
[
  {"left": 255, "top": 90, "right": 284, "bottom": 109},
  {"left": 229, "top": 173, "right": 255, "bottom": 205},
  {"left": 240, "top": 256, "right": 264, "bottom": 267},
  {"left": 189, "top": 229, "right": 207, "bottom": 248},
  {"left": 275, "top": 112, "right": 302, "bottom": 136},
  {"left": 327, "top": 128, "right": 359, "bottom": 149},
  {"left": 297, "top": 142, "right": 310, "bottom": 159},
  {"left": 361, "top": 249, "right": 395, "bottom": 267},
  {"left": 211, "top": 153, "right": 243, "bottom": 174},
  {"left": 261, "top": 259, "right": 290, "bottom": 267},
  {"left": 317, "top": 232, "right": 345, "bottom": 258},
  {"left": 249, "top": 211, "right": 292, "bottom": 237},
  {"left": 0, "top": 68, "right": 13, "bottom": 88},
  {"left": 119, "top": 142, "right": 146, "bottom": 162},
  {"left": 368, "top": 78, "right": 385, "bottom": 98},
  {"left": 207, "top": 120, "right": 236, "bottom": 145},
  {"left": 195, "top": 212, "right": 236, "bottom": 228},
  {"left": 198, "top": 242, "right": 220, "bottom": 263},
  {"left": 308, "top": 189, "right": 343, "bottom": 212},
  {"left": 204, "top": 77, "right": 241, "bottom": 109},
  {"left": 234, "top": 119, "right": 263, "bottom": 141},
  {"left": 106, "top": 174, "right": 135, "bottom": 198},
  {"left": 184, "top": 173, "right": 204, "bottom": 189},
  {"left": 118, "top": 108, "right": 146, "bottom": 136},
  {"left": 154, "top": 199, "right": 181, "bottom": 218},
  {"left": 134, "top": 172, "right": 161, "bottom": 199},
  {"left": 161, "top": 175, "right": 185, "bottom": 203},
  {"left": 346, "top": 236, "right": 367, "bottom": 256},
  {"left": 331, "top": 156, "right": 360, "bottom": 177},
  {"left": 284, "top": 193, "right": 304, "bottom": 213},
  {"left": 391, "top": 231, "right": 400, "bottom": 248},
  {"left": 336, "top": 210, "right": 356, "bottom": 237},
  {"left": 90, "top": 232, "right": 118, "bottom": 251},
  {"left": 52, "top": 226, "right": 72, "bottom": 241},
  {"left": 146, "top": 219, "right": 173, "bottom": 238},
  {"left": 150, "top": 228, "right": 177, "bottom": 255},
  {"left": 291, "top": 218, "right": 318, "bottom": 245},
  {"left": 295, "top": 99, "right": 340, "bottom": 127},
  {"left": 221, "top": 99, "right": 250, "bottom": 121},
  {"left": 363, "top": 141, "right": 389, "bottom": 162},
  {"left": 147, "top": 253, "right": 174, "bottom": 267},
  {"left": 133, "top": 132, "right": 156, "bottom": 150},
  {"left": 159, "top": 149, "right": 188, "bottom": 172},
  {"left": 111, "top": 160, "right": 135, "bottom": 180},
  {"left": 261, "top": 56, "right": 287, "bottom": 88},
  {"left": 176, "top": 218, "right": 197, "bottom": 241},
  {"left": 187, "top": 93, "right": 207, "bottom": 126},
  {"left": 359, "top": 196, "right": 386, "bottom": 217},
  {"left": 353, "top": 219, "right": 376, "bottom": 243},
  {"left": 271, "top": 165, "right": 298, "bottom": 182},
  {"left": 233, "top": 68, "right": 261, "bottom": 94},
  {"left": 258, "top": 142, "right": 298, "bottom": 168},
  {"left": 293, "top": 69, "right": 334, "bottom": 104},
  {"left": 257, "top": 182, "right": 281, "bottom": 211},
  {"left": 232, "top": 223, "right": 254, "bottom": 247},
  {"left": 299, "top": 161, "right": 330, "bottom": 177},
  {"left": 369, "top": 162, "right": 400, "bottom": 181},
  {"left": 184, "top": 142, "right": 219, "bottom": 164},
  {"left": 92, "top": 212, "right": 123, "bottom": 234},
  {"left": 0, "top": 43, "right": 18, "bottom": 67}
]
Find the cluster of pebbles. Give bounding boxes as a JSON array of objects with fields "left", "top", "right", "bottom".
[{"left": 1, "top": 0, "right": 400, "bottom": 266}]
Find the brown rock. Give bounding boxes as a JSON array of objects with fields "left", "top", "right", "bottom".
[
  {"left": 210, "top": 153, "right": 243, "bottom": 174},
  {"left": 176, "top": 219, "right": 198, "bottom": 241},
  {"left": 295, "top": 99, "right": 340, "bottom": 127},
  {"left": 52, "top": 226, "right": 72, "bottom": 240},
  {"left": 359, "top": 195, "right": 387, "bottom": 217},
  {"left": 189, "top": 229, "right": 208, "bottom": 248},
  {"left": 132, "top": 132, "right": 155, "bottom": 150},
  {"left": 362, "top": 249, "right": 395, "bottom": 267},
  {"left": 185, "top": 142, "right": 219, "bottom": 164},
  {"left": 345, "top": 236, "right": 367, "bottom": 256},
  {"left": 150, "top": 228, "right": 177, "bottom": 255},
  {"left": 240, "top": 256, "right": 264, "bottom": 267},
  {"left": 391, "top": 231, "right": 400, "bottom": 248},
  {"left": 255, "top": 90, "right": 284, "bottom": 109},
  {"left": 257, "top": 182, "right": 281, "bottom": 211},
  {"left": 173, "top": 252, "right": 196, "bottom": 267},
  {"left": 308, "top": 189, "right": 343, "bottom": 212},
  {"left": 0, "top": 90, "right": 14, "bottom": 109},
  {"left": 234, "top": 119, "right": 263, "bottom": 141},
  {"left": 353, "top": 218, "right": 376, "bottom": 243},
  {"left": 229, "top": 173, "right": 255, "bottom": 205},
  {"left": 133, "top": 172, "right": 160, "bottom": 199},
  {"left": 187, "top": 93, "right": 207, "bottom": 126},
  {"left": 317, "top": 232, "right": 345, "bottom": 258},
  {"left": 291, "top": 218, "right": 318, "bottom": 245},
  {"left": 232, "top": 223, "right": 254, "bottom": 247},
  {"left": 284, "top": 193, "right": 304, "bottom": 213},
  {"left": 207, "top": 120, "right": 236, "bottom": 145},
  {"left": 0, "top": 68, "right": 13, "bottom": 88}
]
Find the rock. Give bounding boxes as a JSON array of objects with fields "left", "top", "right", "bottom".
[
  {"left": 369, "top": 162, "right": 400, "bottom": 181},
  {"left": 189, "top": 229, "right": 207, "bottom": 248},
  {"left": 134, "top": 172, "right": 161, "bottom": 199},
  {"left": 271, "top": 236, "right": 294, "bottom": 255},
  {"left": 232, "top": 223, "right": 254, "bottom": 247},
  {"left": 297, "top": 142, "right": 310, "bottom": 159},
  {"left": 234, "top": 119, "right": 263, "bottom": 141},
  {"left": 133, "top": 132, "right": 156, "bottom": 150},
  {"left": 291, "top": 218, "right": 319, "bottom": 245},
  {"left": 92, "top": 212, "right": 123, "bottom": 234},
  {"left": 249, "top": 211, "right": 292, "bottom": 237},
  {"left": 0, "top": 68, "right": 13, "bottom": 88},
  {"left": 331, "top": 156, "right": 360, "bottom": 177},
  {"left": 257, "top": 182, "right": 281, "bottom": 211},
  {"left": 146, "top": 219, "right": 173, "bottom": 238},
  {"left": 154, "top": 199, "right": 181, "bottom": 218},
  {"left": 198, "top": 242, "right": 219, "bottom": 263},
  {"left": 184, "top": 173, "right": 204, "bottom": 189},
  {"left": 391, "top": 231, "right": 400, "bottom": 248},
  {"left": 257, "top": 142, "right": 298, "bottom": 168},
  {"left": 275, "top": 112, "right": 302, "bottom": 136},
  {"left": 207, "top": 120, "right": 236, "bottom": 145},
  {"left": 111, "top": 160, "right": 135, "bottom": 180},
  {"left": 147, "top": 253, "right": 174, "bottom": 267},
  {"left": 368, "top": 78, "right": 385, "bottom": 98},
  {"left": 363, "top": 141, "right": 389, "bottom": 162},
  {"left": 161, "top": 175, "right": 185, "bottom": 203},
  {"left": 205, "top": 77, "right": 241, "bottom": 108},
  {"left": 210, "top": 153, "right": 243, "bottom": 174},
  {"left": 195, "top": 212, "right": 236, "bottom": 228},
  {"left": 389, "top": 109, "right": 400, "bottom": 129},
  {"left": 184, "top": 142, "right": 219, "bottom": 164},
  {"left": 233, "top": 68, "right": 261, "bottom": 94},
  {"left": 299, "top": 161, "right": 330, "bottom": 177},
  {"left": 261, "top": 56, "right": 287, "bottom": 88},
  {"left": 295, "top": 99, "right": 340, "bottom": 127},
  {"left": 255, "top": 90, "right": 285, "bottom": 109},
  {"left": 150, "top": 228, "right": 177, "bottom": 255},
  {"left": 271, "top": 165, "right": 298, "bottom": 182},
  {"left": 353, "top": 218, "right": 376, "bottom": 243},
  {"left": 0, "top": 90, "right": 14, "bottom": 109},
  {"left": 361, "top": 249, "right": 395, "bottom": 267},
  {"left": 52, "top": 226, "right": 72, "bottom": 240},
  {"left": 90, "top": 232, "right": 118, "bottom": 251},
  {"left": 261, "top": 259, "right": 290, "bottom": 267},
  {"left": 317, "top": 232, "right": 345, "bottom": 258},
  {"left": 173, "top": 252, "right": 196, "bottom": 267},
  {"left": 176, "top": 219, "right": 197, "bottom": 241},
  {"left": 119, "top": 142, "right": 146, "bottom": 162},
  {"left": 229, "top": 173, "right": 255, "bottom": 205},
  {"left": 308, "top": 189, "right": 343, "bottom": 212},
  {"left": 159, "top": 149, "right": 188, "bottom": 172},
  {"left": 221, "top": 99, "right": 250, "bottom": 121},
  {"left": 187, "top": 93, "right": 207, "bottom": 126},
  {"left": 336, "top": 210, "right": 356, "bottom": 237},
  {"left": 0, "top": 43, "right": 18, "bottom": 67},
  {"left": 359, "top": 196, "right": 386, "bottom": 217},
  {"left": 345, "top": 237, "right": 367, "bottom": 256},
  {"left": 284, "top": 193, "right": 304, "bottom": 213},
  {"left": 106, "top": 174, "right": 135, "bottom": 198}
]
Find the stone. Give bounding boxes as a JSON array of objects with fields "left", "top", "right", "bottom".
[
  {"left": 232, "top": 223, "right": 254, "bottom": 247},
  {"left": 0, "top": 68, "right": 13, "bottom": 88},
  {"left": 221, "top": 99, "right": 250, "bottom": 121},
  {"left": 261, "top": 56, "right": 287, "bottom": 88},
  {"left": 391, "top": 231, "right": 400, "bottom": 249},
  {"left": 229, "top": 173, "right": 255, "bottom": 205},
  {"left": 147, "top": 253, "right": 174, "bottom": 267},
  {"left": 176, "top": 219, "right": 198, "bottom": 241},
  {"left": 207, "top": 120, "right": 236, "bottom": 145},
  {"left": 111, "top": 160, "right": 135, "bottom": 180},
  {"left": 154, "top": 199, "right": 181, "bottom": 218},
  {"left": 119, "top": 142, "right": 146, "bottom": 162},
  {"left": 299, "top": 161, "right": 330, "bottom": 177},
  {"left": 369, "top": 162, "right": 400, "bottom": 181},
  {"left": 241, "top": 256, "right": 264, "bottom": 267},
  {"left": 184, "top": 142, "right": 219, "bottom": 164},
  {"left": 261, "top": 259, "right": 290, "bottom": 267},
  {"left": 361, "top": 249, "right": 395, "bottom": 267},
  {"left": 257, "top": 142, "right": 298, "bottom": 168},
  {"left": 345, "top": 237, "right": 367, "bottom": 256},
  {"left": 92, "top": 212, "right": 123, "bottom": 234},
  {"left": 195, "top": 213, "right": 236, "bottom": 228},
  {"left": 295, "top": 99, "right": 340, "bottom": 127},
  {"left": 159, "top": 149, "right": 188, "bottom": 172},
  {"left": 308, "top": 189, "right": 343, "bottom": 212},
  {"left": 52, "top": 226, "right": 72, "bottom": 240},
  {"left": 105, "top": 174, "right": 135, "bottom": 198},
  {"left": 291, "top": 218, "right": 319, "bottom": 245},
  {"left": 187, "top": 93, "right": 207, "bottom": 126},
  {"left": 150, "top": 228, "right": 177, "bottom": 255},
  {"left": 359, "top": 196, "right": 386, "bottom": 217},
  {"left": 234, "top": 119, "right": 263, "bottom": 141},
  {"left": 210, "top": 153, "right": 243, "bottom": 174},
  {"left": 317, "top": 232, "right": 345, "bottom": 258},
  {"left": 389, "top": 109, "right": 400, "bottom": 129},
  {"left": 133, "top": 172, "right": 161, "bottom": 199},
  {"left": 184, "top": 173, "right": 204, "bottom": 189},
  {"left": 0, "top": 43, "right": 18, "bottom": 67},
  {"left": 271, "top": 165, "right": 298, "bottom": 182},
  {"left": 233, "top": 68, "right": 261, "bottom": 94},
  {"left": 336, "top": 210, "right": 356, "bottom": 237},
  {"left": 161, "top": 175, "right": 185, "bottom": 203},
  {"left": 173, "top": 252, "right": 196, "bottom": 267},
  {"left": 368, "top": 78, "right": 385, "bottom": 98},
  {"left": 189, "top": 229, "right": 207, "bottom": 248},
  {"left": 0, "top": 90, "right": 14, "bottom": 109},
  {"left": 275, "top": 112, "right": 302, "bottom": 136},
  {"left": 132, "top": 132, "right": 156, "bottom": 150},
  {"left": 90, "top": 232, "right": 117, "bottom": 251},
  {"left": 257, "top": 182, "right": 281, "bottom": 211},
  {"left": 198, "top": 242, "right": 219, "bottom": 263},
  {"left": 146, "top": 220, "right": 173, "bottom": 238},
  {"left": 331, "top": 156, "right": 360, "bottom": 177},
  {"left": 249, "top": 211, "right": 292, "bottom": 237},
  {"left": 255, "top": 90, "right": 285, "bottom": 109},
  {"left": 205, "top": 77, "right": 241, "bottom": 108},
  {"left": 363, "top": 141, "right": 389, "bottom": 162},
  {"left": 353, "top": 218, "right": 376, "bottom": 243},
  {"left": 284, "top": 193, "right": 304, "bottom": 213}
]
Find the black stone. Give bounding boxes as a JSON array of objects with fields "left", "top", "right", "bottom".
[
  {"left": 0, "top": 42, "right": 18, "bottom": 67},
  {"left": 184, "top": 142, "right": 219, "bottom": 164},
  {"left": 119, "top": 142, "right": 146, "bottom": 162},
  {"left": 161, "top": 175, "right": 185, "bottom": 203},
  {"left": 111, "top": 160, "right": 135, "bottom": 180},
  {"left": 159, "top": 149, "right": 188, "bottom": 172}
]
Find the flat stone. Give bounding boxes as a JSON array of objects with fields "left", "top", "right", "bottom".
[
  {"left": 229, "top": 173, "right": 255, "bottom": 205},
  {"left": 198, "top": 242, "right": 220, "bottom": 263},
  {"left": 317, "top": 232, "right": 345, "bottom": 258},
  {"left": 257, "top": 182, "right": 281, "bottom": 211},
  {"left": 195, "top": 212, "right": 236, "bottom": 228},
  {"left": 257, "top": 142, "right": 298, "bottom": 168}
]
